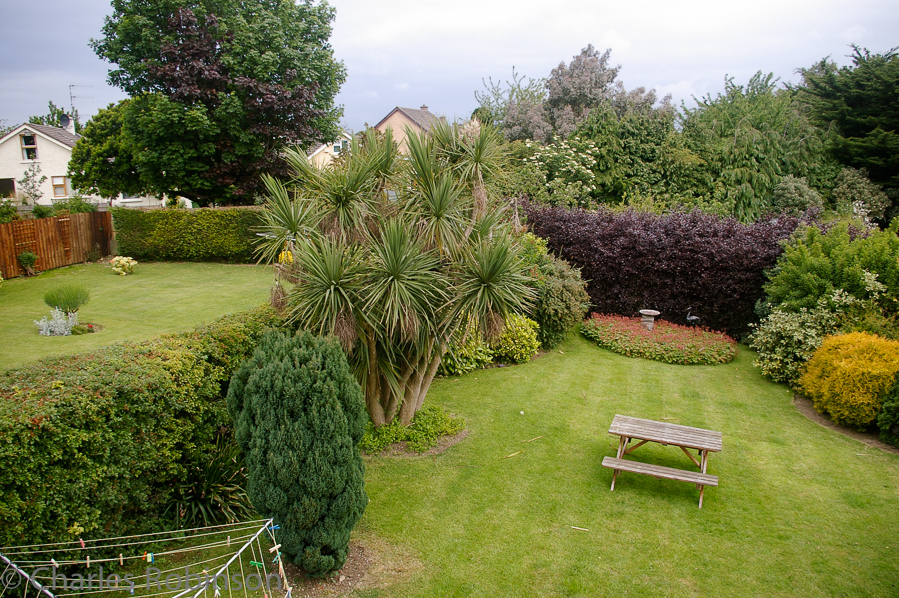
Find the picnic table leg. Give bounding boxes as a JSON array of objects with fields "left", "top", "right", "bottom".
[
  {"left": 697, "top": 450, "right": 709, "bottom": 507},
  {"left": 611, "top": 436, "right": 626, "bottom": 491}
]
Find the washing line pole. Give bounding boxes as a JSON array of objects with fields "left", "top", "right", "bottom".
[{"left": 0, "top": 553, "right": 57, "bottom": 598}]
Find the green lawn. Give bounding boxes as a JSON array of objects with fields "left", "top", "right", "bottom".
[
  {"left": 0, "top": 262, "right": 274, "bottom": 370},
  {"left": 358, "top": 335, "right": 899, "bottom": 597}
]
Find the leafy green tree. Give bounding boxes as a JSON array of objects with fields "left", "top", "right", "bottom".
[
  {"left": 474, "top": 67, "right": 546, "bottom": 130},
  {"left": 256, "top": 125, "right": 535, "bottom": 427},
  {"left": 798, "top": 46, "right": 899, "bottom": 198},
  {"left": 499, "top": 45, "right": 621, "bottom": 142},
  {"left": 681, "top": 72, "right": 835, "bottom": 221},
  {"left": 69, "top": 101, "right": 146, "bottom": 199},
  {"left": 89, "top": 0, "right": 346, "bottom": 206},
  {"left": 763, "top": 222, "right": 899, "bottom": 312},
  {"left": 227, "top": 330, "right": 367, "bottom": 577},
  {"left": 29, "top": 101, "right": 81, "bottom": 133}
]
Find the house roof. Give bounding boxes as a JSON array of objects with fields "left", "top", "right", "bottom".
[
  {"left": 0, "top": 123, "right": 80, "bottom": 150},
  {"left": 375, "top": 106, "right": 441, "bottom": 132}
]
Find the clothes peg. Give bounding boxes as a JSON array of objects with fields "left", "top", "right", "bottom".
[
  {"left": 79, "top": 538, "right": 86, "bottom": 549},
  {"left": 249, "top": 561, "right": 264, "bottom": 569},
  {"left": 119, "top": 554, "right": 124, "bottom": 566},
  {"left": 268, "top": 544, "right": 281, "bottom": 553}
]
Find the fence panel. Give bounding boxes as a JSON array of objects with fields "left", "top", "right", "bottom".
[{"left": 0, "top": 211, "right": 113, "bottom": 279}]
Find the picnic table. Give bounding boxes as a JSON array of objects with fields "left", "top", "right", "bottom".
[{"left": 601, "top": 414, "right": 722, "bottom": 508}]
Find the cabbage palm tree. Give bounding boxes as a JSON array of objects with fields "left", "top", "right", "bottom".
[{"left": 257, "top": 126, "right": 533, "bottom": 426}]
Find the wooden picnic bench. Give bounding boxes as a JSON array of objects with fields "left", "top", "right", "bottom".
[{"left": 601, "top": 414, "right": 722, "bottom": 508}]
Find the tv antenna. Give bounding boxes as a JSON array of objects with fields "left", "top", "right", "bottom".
[{"left": 68, "top": 84, "right": 94, "bottom": 115}]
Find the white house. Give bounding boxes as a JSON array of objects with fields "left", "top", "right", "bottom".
[
  {"left": 306, "top": 130, "right": 353, "bottom": 168},
  {"left": 0, "top": 122, "right": 161, "bottom": 208}
]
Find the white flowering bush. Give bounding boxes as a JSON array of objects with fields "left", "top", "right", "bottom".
[
  {"left": 526, "top": 137, "right": 601, "bottom": 208},
  {"left": 110, "top": 256, "right": 138, "bottom": 276},
  {"left": 35, "top": 308, "right": 79, "bottom": 336}
]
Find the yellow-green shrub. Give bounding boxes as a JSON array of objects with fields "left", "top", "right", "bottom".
[
  {"left": 490, "top": 314, "right": 540, "bottom": 364},
  {"left": 799, "top": 332, "right": 899, "bottom": 429}
]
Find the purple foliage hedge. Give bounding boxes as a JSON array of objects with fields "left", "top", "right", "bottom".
[{"left": 524, "top": 204, "right": 806, "bottom": 337}]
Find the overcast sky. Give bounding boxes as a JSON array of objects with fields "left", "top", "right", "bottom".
[{"left": 1, "top": 0, "right": 897, "bottom": 134}]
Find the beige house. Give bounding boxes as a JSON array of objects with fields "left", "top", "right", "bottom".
[
  {"left": 307, "top": 130, "right": 353, "bottom": 168},
  {"left": 374, "top": 105, "right": 442, "bottom": 153},
  {"left": 0, "top": 123, "right": 81, "bottom": 205},
  {"left": 0, "top": 122, "right": 161, "bottom": 208}
]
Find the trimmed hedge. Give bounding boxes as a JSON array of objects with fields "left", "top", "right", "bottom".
[
  {"left": 112, "top": 207, "right": 262, "bottom": 262},
  {"left": 0, "top": 306, "right": 284, "bottom": 546},
  {"left": 799, "top": 332, "right": 899, "bottom": 430},
  {"left": 524, "top": 204, "right": 806, "bottom": 337}
]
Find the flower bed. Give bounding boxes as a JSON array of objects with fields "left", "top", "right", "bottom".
[{"left": 581, "top": 313, "right": 738, "bottom": 365}]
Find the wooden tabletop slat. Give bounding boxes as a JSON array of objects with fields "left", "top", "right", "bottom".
[{"left": 608, "top": 414, "right": 722, "bottom": 452}]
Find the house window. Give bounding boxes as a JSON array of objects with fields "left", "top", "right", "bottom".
[
  {"left": 333, "top": 144, "right": 341, "bottom": 154},
  {"left": 52, "top": 176, "right": 68, "bottom": 198},
  {"left": 20, "top": 134, "right": 37, "bottom": 160},
  {"left": 0, "top": 179, "right": 14, "bottom": 198}
]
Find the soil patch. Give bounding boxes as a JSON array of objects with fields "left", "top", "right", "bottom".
[
  {"left": 281, "top": 537, "right": 421, "bottom": 597},
  {"left": 380, "top": 428, "right": 470, "bottom": 458},
  {"left": 793, "top": 394, "right": 899, "bottom": 455}
]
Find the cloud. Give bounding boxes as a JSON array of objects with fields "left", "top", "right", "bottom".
[{"left": 2, "top": 0, "right": 897, "bottom": 135}]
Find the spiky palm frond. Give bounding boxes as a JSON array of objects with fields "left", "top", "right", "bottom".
[
  {"left": 282, "top": 144, "right": 380, "bottom": 239},
  {"left": 467, "top": 204, "right": 511, "bottom": 245},
  {"left": 254, "top": 174, "right": 320, "bottom": 264},
  {"left": 405, "top": 173, "right": 468, "bottom": 256},
  {"left": 452, "top": 235, "right": 536, "bottom": 340},
  {"left": 286, "top": 234, "right": 366, "bottom": 349},
  {"left": 405, "top": 126, "right": 439, "bottom": 191},
  {"left": 362, "top": 218, "right": 446, "bottom": 341},
  {"left": 360, "top": 127, "right": 399, "bottom": 184}
]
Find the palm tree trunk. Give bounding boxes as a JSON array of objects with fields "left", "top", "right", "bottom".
[
  {"left": 398, "top": 341, "right": 444, "bottom": 425},
  {"left": 365, "top": 332, "right": 386, "bottom": 428}
]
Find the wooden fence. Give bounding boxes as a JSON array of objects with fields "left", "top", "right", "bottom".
[{"left": 0, "top": 211, "right": 113, "bottom": 279}]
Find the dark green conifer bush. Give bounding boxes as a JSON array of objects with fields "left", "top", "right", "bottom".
[{"left": 227, "top": 330, "right": 367, "bottom": 577}]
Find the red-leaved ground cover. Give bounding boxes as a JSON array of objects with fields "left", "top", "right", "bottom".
[{"left": 581, "top": 314, "right": 738, "bottom": 365}]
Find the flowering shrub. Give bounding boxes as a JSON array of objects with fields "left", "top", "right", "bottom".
[
  {"left": 525, "top": 137, "right": 602, "bottom": 208},
  {"left": 581, "top": 314, "right": 737, "bottom": 365},
  {"left": 34, "top": 308, "right": 79, "bottom": 336},
  {"left": 110, "top": 255, "right": 138, "bottom": 275}
]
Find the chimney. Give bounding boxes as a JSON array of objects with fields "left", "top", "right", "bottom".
[
  {"left": 60, "top": 113, "right": 76, "bottom": 135},
  {"left": 420, "top": 104, "right": 429, "bottom": 112}
]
